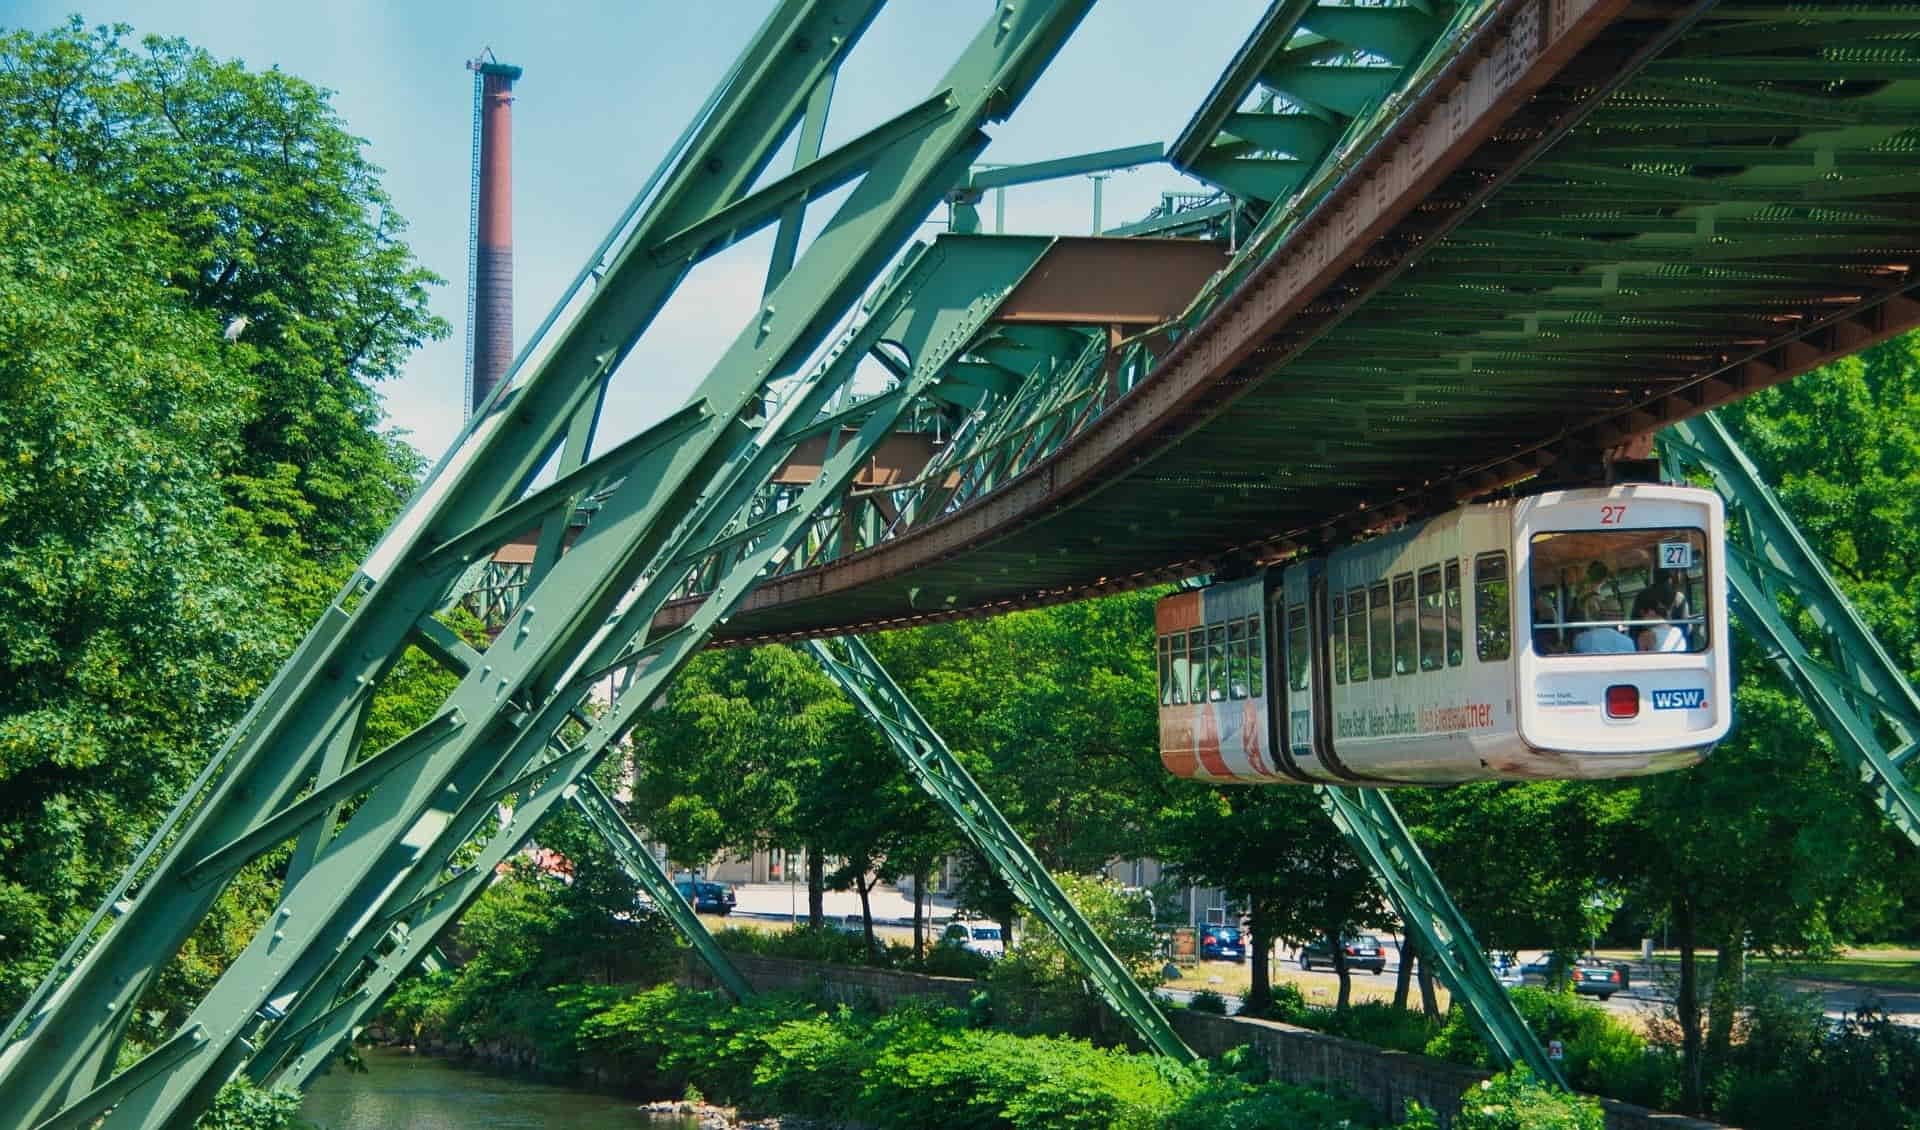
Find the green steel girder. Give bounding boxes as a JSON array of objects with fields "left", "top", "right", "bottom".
[
  {"left": 1661, "top": 415, "right": 1920, "bottom": 846},
  {"left": 805, "top": 635, "right": 1195, "bottom": 1063},
  {"left": 0, "top": 1, "right": 1093, "bottom": 1124},
  {"left": 1319, "top": 788, "right": 1568, "bottom": 1087},
  {"left": 1171, "top": 0, "right": 1479, "bottom": 204},
  {"left": 236, "top": 232, "right": 1065, "bottom": 1097},
  {"left": 568, "top": 780, "right": 756, "bottom": 1002}
]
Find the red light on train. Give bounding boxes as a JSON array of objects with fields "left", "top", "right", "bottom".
[{"left": 1604, "top": 685, "right": 1639, "bottom": 719}]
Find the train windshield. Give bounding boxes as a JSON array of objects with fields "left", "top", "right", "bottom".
[{"left": 1529, "top": 528, "right": 1709, "bottom": 656}]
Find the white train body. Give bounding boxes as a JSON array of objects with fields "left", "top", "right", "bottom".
[{"left": 1157, "top": 484, "right": 1729, "bottom": 786}]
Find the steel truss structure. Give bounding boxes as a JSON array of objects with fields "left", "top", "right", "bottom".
[
  {"left": 10, "top": 0, "right": 1920, "bottom": 1124},
  {"left": 0, "top": 3, "right": 1098, "bottom": 1125}
]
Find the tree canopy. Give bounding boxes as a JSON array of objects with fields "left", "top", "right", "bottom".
[{"left": 0, "top": 18, "right": 446, "bottom": 1021}]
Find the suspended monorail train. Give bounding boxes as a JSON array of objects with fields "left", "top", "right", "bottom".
[{"left": 1156, "top": 484, "right": 1730, "bottom": 785}]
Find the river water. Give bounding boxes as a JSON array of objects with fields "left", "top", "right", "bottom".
[{"left": 298, "top": 1047, "right": 697, "bottom": 1130}]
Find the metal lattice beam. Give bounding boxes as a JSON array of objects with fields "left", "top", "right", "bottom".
[
  {"left": 568, "top": 780, "right": 756, "bottom": 1002},
  {"left": 1319, "top": 787, "right": 1567, "bottom": 1087},
  {"left": 1662, "top": 414, "right": 1920, "bottom": 846},
  {"left": 806, "top": 635, "right": 1196, "bottom": 1063},
  {"left": 0, "top": 3, "right": 1095, "bottom": 1125}
]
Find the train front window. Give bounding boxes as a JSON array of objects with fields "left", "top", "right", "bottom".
[{"left": 1529, "top": 528, "right": 1709, "bottom": 655}]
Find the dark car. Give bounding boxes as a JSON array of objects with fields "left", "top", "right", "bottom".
[
  {"left": 1572, "top": 957, "right": 1631, "bottom": 1001},
  {"left": 1300, "top": 935, "right": 1386, "bottom": 974},
  {"left": 673, "top": 879, "right": 736, "bottom": 915},
  {"left": 1199, "top": 925, "right": 1246, "bottom": 962}
]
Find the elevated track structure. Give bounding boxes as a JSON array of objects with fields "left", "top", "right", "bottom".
[{"left": 7, "top": 1, "right": 1920, "bottom": 1125}]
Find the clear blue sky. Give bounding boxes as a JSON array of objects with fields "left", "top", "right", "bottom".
[{"left": 9, "top": 2, "right": 1267, "bottom": 461}]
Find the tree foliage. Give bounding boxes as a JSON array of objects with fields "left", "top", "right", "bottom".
[{"left": 0, "top": 17, "right": 446, "bottom": 1025}]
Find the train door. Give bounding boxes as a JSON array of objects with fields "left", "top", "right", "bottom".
[{"left": 1277, "top": 561, "right": 1342, "bottom": 782}]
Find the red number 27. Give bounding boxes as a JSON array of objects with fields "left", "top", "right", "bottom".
[{"left": 1599, "top": 505, "right": 1627, "bottom": 525}]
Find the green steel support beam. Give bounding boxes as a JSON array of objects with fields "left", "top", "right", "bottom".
[
  {"left": 1662, "top": 415, "right": 1920, "bottom": 846},
  {"left": 805, "top": 635, "right": 1196, "bottom": 1063},
  {"left": 567, "top": 779, "right": 756, "bottom": 1001},
  {"left": 1319, "top": 787, "right": 1568, "bottom": 1087},
  {"left": 964, "top": 142, "right": 1165, "bottom": 191},
  {"left": 0, "top": 1, "right": 1093, "bottom": 1124}
]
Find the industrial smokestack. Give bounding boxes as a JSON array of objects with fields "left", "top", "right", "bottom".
[{"left": 466, "top": 57, "right": 522, "bottom": 418}]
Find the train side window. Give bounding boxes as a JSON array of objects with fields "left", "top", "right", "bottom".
[
  {"left": 1475, "top": 552, "right": 1511, "bottom": 662},
  {"left": 1330, "top": 593, "right": 1347, "bottom": 685},
  {"left": 1187, "top": 628, "right": 1205, "bottom": 703},
  {"left": 1228, "top": 620, "right": 1249, "bottom": 700},
  {"left": 1444, "top": 561, "right": 1463, "bottom": 666},
  {"left": 1287, "top": 605, "right": 1309, "bottom": 692},
  {"left": 1393, "top": 574, "right": 1417, "bottom": 675},
  {"left": 1170, "top": 633, "right": 1189, "bottom": 705},
  {"left": 1347, "top": 586, "right": 1370, "bottom": 682},
  {"left": 1208, "top": 623, "right": 1228, "bottom": 702},
  {"left": 1370, "top": 581, "right": 1393, "bottom": 680},
  {"left": 1248, "top": 616, "right": 1264, "bottom": 698},
  {"left": 1418, "top": 566, "right": 1444, "bottom": 671}
]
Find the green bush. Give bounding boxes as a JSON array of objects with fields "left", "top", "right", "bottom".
[
  {"left": 1236, "top": 980, "right": 1311, "bottom": 1025},
  {"left": 1403, "top": 1067, "right": 1604, "bottom": 1130},
  {"left": 1319, "top": 1000, "right": 1444, "bottom": 1054},
  {"left": 1425, "top": 987, "right": 1674, "bottom": 1107},
  {"left": 193, "top": 1079, "right": 301, "bottom": 1130},
  {"left": 1188, "top": 989, "right": 1229, "bottom": 1014}
]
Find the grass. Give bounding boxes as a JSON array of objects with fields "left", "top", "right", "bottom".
[
  {"left": 1161, "top": 960, "right": 1455, "bottom": 1013},
  {"left": 1595, "top": 945, "right": 1920, "bottom": 991}
]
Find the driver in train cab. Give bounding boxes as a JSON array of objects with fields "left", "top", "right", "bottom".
[
  {"left": 1533, "top": 593, "right": 1567, "bottom": 654},
  {"left": 1631, "top": 579, "right": 1689, "bottom": 652},
  {"left": 1571, "top": 596, "right": 1636, "bottom": 654}
]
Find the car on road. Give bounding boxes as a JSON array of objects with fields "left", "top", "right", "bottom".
[
  {"left": 941, "top": 921, "right": 1006, "bottom": 959},
  {"left": 1572, "top": 957, "right": 1631, "bottom": 1000},
  {"left": 1299, "top": 935, "right": 1386, "bottom": 974},
  {"left": 1200, "top": 925, "right": 1246, "bottom": 962},
  {"left": 673, "top": 879, "right": 736, "bottom": 915}
]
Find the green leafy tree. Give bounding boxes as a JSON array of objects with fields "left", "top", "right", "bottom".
[{"left": 0, "top": 18, "right": 448, "bottom": 1032}]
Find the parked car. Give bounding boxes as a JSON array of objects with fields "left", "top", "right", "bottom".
[
  {"left": 1200, "top": 925, "right": 1246, "bottom": 962},
  {"left": 941, "top": 921, "right": 1005, "bottom": 959},
  {"left": 1299, "top": 935, "right": 1386, "bottom": 974},
  {"left": 672, "top": 879, "right": 736, "bottom": 915},
  {"left": 1572, "top": 957, "right": 1631, "bottom": 1000}
]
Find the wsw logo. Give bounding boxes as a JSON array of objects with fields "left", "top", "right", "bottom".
[{"left": 1651, "top": 688, "right": 1708, "bottom": 710}]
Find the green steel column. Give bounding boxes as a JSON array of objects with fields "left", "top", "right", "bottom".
[
  {"left": 1662, "top": 415, "right": 1920, "bottom": 846},
  {"left": 806, "top": 635, "right": 1196, "bottom": 1063},
  {"left": 1319, "top": 786, "right": 1568, "bottom": 1087},
  {"left": 568, "top": 780, "right": 756, "bottom": 1001}
]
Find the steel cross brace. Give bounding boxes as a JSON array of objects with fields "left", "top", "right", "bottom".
[
  {"left": 805, "top": 635, "right": 1196, "bottom": 1063},
  {"left": 0, "top": 2, "right": 1095, "bottom": 1125},
  {"left": 1661, "top": 414, "right": 1920, "bottom": 846},
  {"left": 1318, "top": 786, "right": 1568, "bottom": 1087},
  {"left": 567, "top": 779, "right": 756, "bottom": 1001}
]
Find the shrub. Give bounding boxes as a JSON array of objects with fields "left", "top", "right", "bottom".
[
  {"left": 1236, "top": 980, "right": 1311, "bottom": 1025},
  {"left": 1188, "top": 989, "right": 1228, "bottom": 1014},
  {"left": 1425, "top": 987, "right": 1674, "bottom": 1106},
  {"left": 1404, "top": 1067, "right": 1604, "bottom": 1130},
  {"left": 1319, "top": 1000, "right": 1444, "bottom": 1054},
  {"left": 193, "top": 1079, "right": 301, "bottom": 1130}
]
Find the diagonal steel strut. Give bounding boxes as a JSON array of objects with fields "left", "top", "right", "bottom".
[{"left": 806, "top": 635, "right": 1196, "bottom": 1063}]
